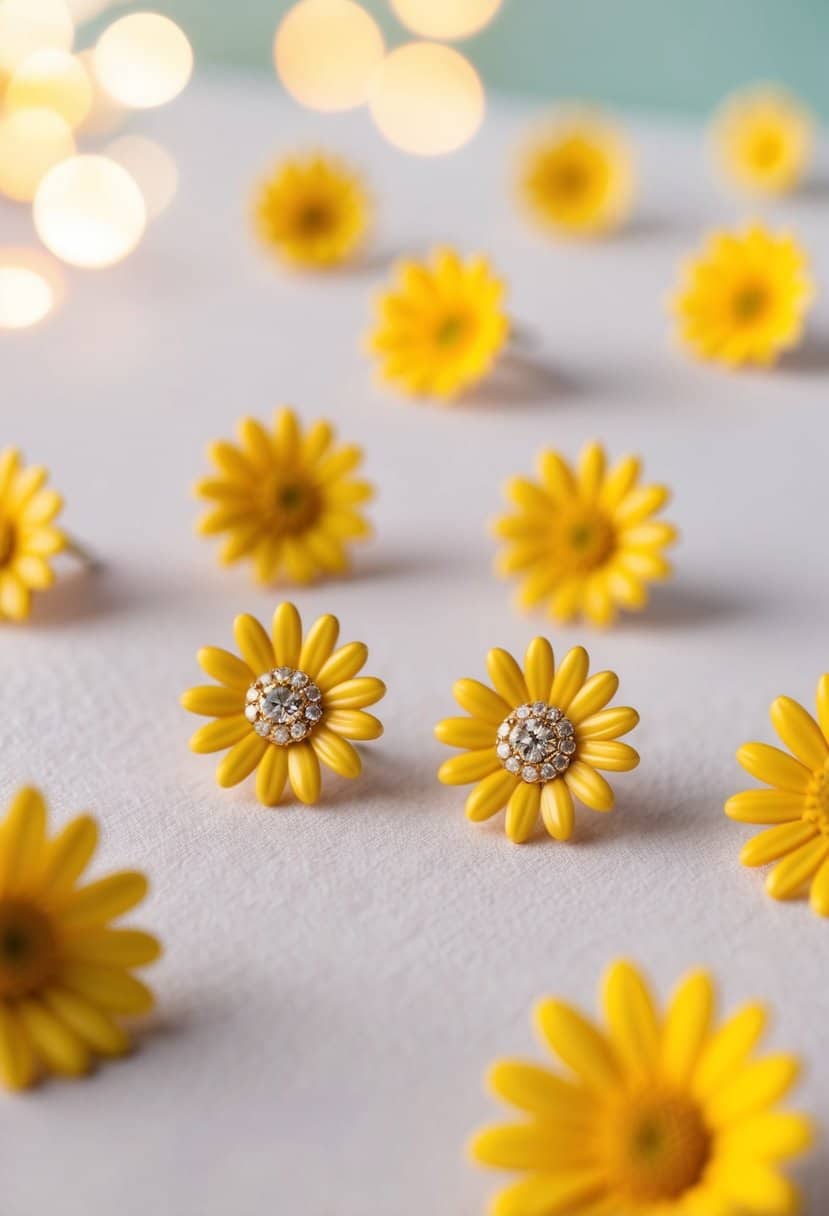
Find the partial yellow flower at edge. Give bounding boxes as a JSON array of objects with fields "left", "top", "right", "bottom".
[
  {"left": 435, "top": 635, "right": 639, "bottom": 843},
  {"left": 367, "top": 247, "right": 509, "bottom": 400},
  {"left": 0, "top": 447, "right": 66, "bottom": 623},
  {"left": 671, "top": 223, "right": 814, "bottom": 368},
  {"left": 181, "top": 601, "right": 386, "bottom": 807},
  {"left": 518, "top": 108, "right": 635, "bottom": 238},
  {"left": 0, "top": 787, "right": 161, "bottom": 1090},
  {"left": 252, "top": 152, "right": 370, "bottom": 269},
  {"left": 471, "top": 959, "right": 813, "bottom": 1215},
  {"left": 726, "top": 674, "right": 829, "bottom": 917},
  {"left": 493, "top": 440, "right": 677, "bottom": 629},
  {"left": 195, "top": 407, "right": 374, "bottom": 587},
  {"left": 711, "top": 85, "right": 814, "bottom": 196}
]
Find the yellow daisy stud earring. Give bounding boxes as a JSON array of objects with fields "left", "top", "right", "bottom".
[
  {"left": 671, "top": 223, "right": 814, "bottom": 368},
  {"left": 252, "top": 151, "right": 370, "bottom": 269},
  {"left": 0, "top": 786, "right": 161, "bottom": 1090},
  {"left": 471, "top": 958, "right": 813, "bottom": 1214},
  {"left": 518, "top": 106, "right": 635, "bottom": 239},
  {"left": 366, "top": 247, "right": 509, "bottom": 401},
  {"left": 726, "top": 674, "right": 829, "bottom": 917},
  {"left": 711, "top": 85, "right": 814, "bottom": 197},
  {"left": 195, "top": 407, "right": 374, "bottom": 585},
  {"left": 435, "top": 636, "right": 639, "bottom": 843},
  {"left": 181, "top": 602, "right": 386, "bottom": 806},
  {"left": 493, "top": 441, "right": 677, "bottom": 628}
]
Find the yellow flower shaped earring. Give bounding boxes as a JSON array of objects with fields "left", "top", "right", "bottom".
[
  {"left": 195, "top": 407, "right": 373, "bottom": 585},
  {"left": 0, "top": 786, "right": 161, "bottom": 1090},
  {"left": 727, "top": 674, "right": 829, "bottom": 916},
  {"left": 436, "top": 636, "right": 639, "bottom": 843},
  {"left": 182, "top": 602, "right": 386, "bottom": 806},
  {"left": 471, "top": 959, "right": 812, "bottom": 1215},
  {"left": 711, "top": 86, "right": 814, "bottom": 196},
  {"left": 493, "top": 441, "right": 677, "bottom": 628},
  {"left": 367, "top": 247, "right": 509, "bottom": 400}
]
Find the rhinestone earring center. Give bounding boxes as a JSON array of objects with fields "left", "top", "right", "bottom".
[
  {"left": 496, "top": 702, "right": 576, "bottom": 783},
  {"left": 245, "top": 666, "right": 323, "bottom": 746}
]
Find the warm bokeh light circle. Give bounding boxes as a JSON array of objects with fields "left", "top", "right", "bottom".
[
  {"left": 6, "top": 49, "right": 92, "bottom": 128},
  {"left": 34, "top": 154, "right": 147, "bottom": 269},
  {"left": 0, "top": 247, "right": 63, "bottom": 329},
  {"left": 0, "top": 0, "right": 74, "bottom": 79},
  {"left": 390, "top": 0, "right": 501, "bottom": 40},
  {"left": 106, "top": 134, "right": 178, "bottom": 219},
  {"left": 368, "top": 42, "right": 485, "bottom": 156},
  {"left": 94, "top": 12, "right": 193, "bottom": 109},
  {"left": 0, "top": 107, "right": 75, "bottom": 202},
  {"left": 274, "top": 0, "right": 385, "bottom": 112}
]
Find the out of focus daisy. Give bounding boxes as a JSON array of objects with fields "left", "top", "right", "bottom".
[
  {"left": 711, "top": 86, "right": 814, "bottom": 196},
  {"left": 253, "top": 152, "right": 369, "bottom": 268}
]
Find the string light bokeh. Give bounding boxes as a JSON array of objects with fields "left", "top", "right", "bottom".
[
  {"left": 34, "top": 154, "right": 147, "bottom": 268},
  {"left": 94, "top": 12, "right": 193, "bottom": 109},
  {"left": 274, "top": 0, "right": 385, "bottom": 113},
  {"left": 390, "top": 0, "right": 502, "bottom": 41},
  {"left": 369, "top": 41, "right": 485, "bottom": 156}
]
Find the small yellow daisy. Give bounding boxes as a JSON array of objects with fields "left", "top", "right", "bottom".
[
  {"left": 519, "top": 109, "right": 634, "bottom": 238},
  {"left": 195, "top": 407, "right": 373, "bottom": 586},
  {"left": 493, "top": 441, "right": 676, "bottom": 629},
  {"left": 712, "top": 86, "right": 814, "bottom": 196},
  {"left": 435, "top": 637, "right": 639, "bottom": 843},
  {"left": 367, "top": 247, "right": 509, "bottom": 400},
  {"left": 672, "top": 223, "right": 813, "bottom": 368},
  {"left": 252, "top": 152, "right": 370, "bottom": 268},
  {"left": 471, "top": 959, "right": 813, "bottom": 1215},
  {"left": 0, "top": 786, "right": 160, "bottom": 1090},
  {"left": 181, "top": 602, "right": 386, "bottom": 806},
  {"left": 727, "top": 674, "right": 829, "bottom": 917},
  {"left": 0, "top": 447, "right": 66, "bottom": 622}
]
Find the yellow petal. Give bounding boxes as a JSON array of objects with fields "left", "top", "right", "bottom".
[
  {"left": 42, "top": 987, "right": 128, "bottom": 1057},
  {"left": 17, "top": 998, "right": 89, "bottom": 1077},
  {"left": 189, "top": 715, "right": 251, "bottom": 754},
  {"left": 216, "top": 734, "right": 268, "bottom": 787},
  {"left": 310, "top": 725, "right": 361, "bottom": 778},
  {"left": 60, "top": 962, "right": 154, "bottom": 1013},
  {"left": 706, "top": 1054, "right": 800, "bottom": 1128},
  {"left": 566, "top": 672, "right": 619, "bottom": 725},
  {"left": 599, "top": 454, "right": 640, "bottom": 510},
  {"left": 538, "top": 449, "right": 576, "bottom": 499},
  {"left": 299, "top": 613, "right": 340, "bottom": 677},
  {"left": 0, "top": 1005, "right": 35, "bottom": 1090},
  {"left": 486, "top": 1059, "right": 593, "bottom": 1122},
  {"left": 505, "top": 781, "right": 540, "bottom": 843},
  {"left": 489, "top": 1172, "right": 607, "bottom": 1216},
  {"left": 550, "top": 647, "right": 589, "bottom": 712},
  {"left": 64, "top": 928, "right": 160, "bottom": 968},
  {"left": 583, "top": 576, "right": 616, "bottom": 628},
  {"left": 288, "top": 741, "right": 321, "bottom": 803},
  {"left": 39, "top": 814, "right": 98, "bottom": 896},
  {"left": 577, "top": 441, "right": 606, "bottom": 500},
  {"left": 766, "top": 836, "right": 829, "bottom": 900},
  {"left": 576, "top": 741, "right": 639, "bottom": 772},
  {"left": 614, "top": 483, "right": 669, "bottom": 527},
  {"left": 273, "top": 406, "right": 301, "bottom": 461},
  {"left": 324, "top": 710, "right": 383, "bottom": 741},
  {"left": 218, "top": 521, "right": 262, "bottom": 564},
  {"left": 452, "top": 678, "right": 510, "bottom": 723},
  {"left": 323, "top": 677, "right": 386, "bottom": 710},
  {"left": 470, "top": 1124, "right": 585, "bottom": 1171},
  {"left": 271, "top": 601, "right": 302, "bottom": 667},
  {"left": 540, "top": 779, "right": 574, "bottom": 842},
  {"left": 602, "top": 959, "right": 659, "bottom": 1078},
  {"left": 716, "top": 1164, "right": 799, "bottom": 1216},
  {"left": 724, "top": 790, "right": 805, "bottom": 824},
  {"left": 0, "top": 570, "right": 30, "bottom": 620},
  {"left": 434, "top": 717, "right": 495, "bottom": 749},
  {"left": 524, "top": 637, "right": 555, "bottom": 701},
  {"left": 504, "top": 475, "right": 554, "bottom": 514},
  {"left": 233, "top": 613, "right": 274, "bottom": 674},
  {"left": 809, "top": 854, "right": 829, "bottom": 917},
  {"left": 770, "top": 694, "right": 828, "bottom": 769},
  {"left": 661, "top": 969, "right": 713, "bottom": 1084},
  {"left": 180, "top": 685, "right": 244, "bottom": 718},
  {"left": 718, "top": 1111, "right": 814, "bottom": 1161},
  {"left": 1, "top": 785, "right": 46, "bottom": 893},
  {"left": 534, "top": 998, "right": 620, "bottom": 1092},
  {"left": 465, "top": 770, "right": 517, "bottom": 822},
  {"left": 21, "top": 487, "right": 62, "bottom": 526},
  {"left": 694, "top": 1003, "right": 768, "bottom": 1100},
  {"left": 577, "top": 706, "right": 639, "bottom": 740},
  {"left": 237, "top": 415, "right": 273, "bottom": 467},
  {"left": 487, "top": 647, "right": 530, "bottom": 706},
  {"left": 739, "top": 821, "right": 817, "bottom": 867},
  {"left": 564, "top": 761, "right": 615, "bottom": 812},
  {"left": 62, "top": 872, "right": 148, "bottom": 930},
  {"left": 439, "top": 749, "right": 500, "bottom": 785},
  {"left": 197, "top": 646, "right": 252, "bottom": 689},
  {"left": 208, "top": 438, "right": 254, "bottom": 482},
  {"left": 255, "top": 745, "right": 289, "bottom": 806},
  {"left": 736, "top": 743, "right": 813, "bottom": 794},
  {"left": 13, "top": 554, "right": 54, "bottom": 590},
  {"left": 315, "top": 443, "right": 362, "bottom": 485},
  {"left": 815, "top": 673, "right": 829, "bottom": 742},
  {"left": 316, "top": 641, "right": 368, "bottom": 691}
]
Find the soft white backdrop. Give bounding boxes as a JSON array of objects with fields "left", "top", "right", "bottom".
[{"left": 2, "top": 74, "right": 828, "bottom": 1214}]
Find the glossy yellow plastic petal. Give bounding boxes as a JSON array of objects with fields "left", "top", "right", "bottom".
[
  {"left": 299, "top": 613, "right": 339, "bottom": 677},
  {"left": 233, "top": 613, "right": 275, "bottom": 674},
  {"left": 534, "top": 999, "right": 620, "bottom": 1092},
  {"left": 809, "top": 855, "right": 829, "bottom": 917},
  {"left": 549, "top": 647, "right": 589, "bottom": 711},
  {"left": 0, "top": 1006, "right": 35, "bottom": 1090},
  {"left": 770, "top": 695, "right": 828, "bottom": 769},
  {"left": 324, "top": 710, "right": 383, "bottom": 741},
  {"left": 660, "top": 969, "right": 713, "bottom": 1084},
  {"left": 577, "top": 707, "right": 639, "bottom": 740},
  {"left": 694, "top": 1003, "right": 768, "bottom": 1099},
  {"left": 64, "top": 929, "right": 161, "bottom": 968},
  {"left": 576, "top": 741, "right": 639, "bottom": 772},
  {"left": 18, "top": 998, "right": 90, "bottom": 1077},
  {"left": 189, "top": 715, "right": 251, "bottom": 754},
  {"left": 216, "top": 734, "right": 269, "bottom": 788},
  {"left": 181, "top": 685, "right": 244, "bottom": 718},
  {"left": 739, "top": 821, "right": 816, "bottom": 867},
  {"left": 470, "top": 1123, "right": 584, "bottom": 1171},
  {"left": 434, "top": 717, "right": 496, "bottom": 750},
  {"left": 197, "top": 646, "right": 252, "bottom": 689},
  {"left": 564, "top": 761, "right": 615, "bottom": 812},
  {"left": 724, "top": 790, "right": 805, "bottom": 824},
  {"left": 486, "top": 1060, "right": 593, "bottom": 1122},
  {"left": 453, "top": 678, "right": 510, "bottom": 723},
  {"left": 706, "top": 1055, "right": 800, "bottom": 1127},
  {"left": 489, "top": 1172, "right": 607, "bottom": 1216},
  {"left": 62, "top": 872, "right": 148, "bottom": 929},
  {"left": 43, "top": 987, "right": 128, "bottom": 1057},
  {"left": 524, "top": 637, "right": 555, "bottom": 701},
  {"left": 438, "top": 750, "right": 500, "bottom": 786},
  {"left": 310, "top": 726, "right": 362, "bottom": 779},
  {"left": 465, "top": 770, "right": 517, "bottom": 822},
  {"left": 505, "top": 781, "right": 541, "bottom": 843},
  {"left": 815, "top": 673, "right": 829, "bottom": 742},
  {"left": 1, "top": 786, "right": 46, "bottom": 892},
  {"left": 38, "top": 814, "right": 98, "bottom": 896},
  {"left": 323, "top": 676, "right": 386, "bottom": 709},
  {"left": 487, "top": 648, "right": 530, "bottom": 706},
  {"left": 60, "top": 962, "right": 155, "bottom": 1014},
  {"left": 272, "top": 601, "right": 302, "bottom": 667},
  {"left": 566, "top": 672, "right": 619, "bottom": 724},
  {"left": 765, "top": 837, "right": 829, "bottom": 900},
  {"left": 288, "top": 742, "right": 321, "bottom": 804},
  {"left": 540, "top": 780, "right": 574, "bottom": 841},
  {"left": 737, "top": 743, "right": 812, "bottom": 794},
  {"left": 316, "top": 641, "right": 368, "bottom": 691},
  {"left": 602, "top": 959, "right": 659, "bottom": 1078},
  {"left": 718, "top": 1111, "right": 813, "bottom": 1161},
  {"left": 255, "top": 745, "right": 289, "bottom": 806}
]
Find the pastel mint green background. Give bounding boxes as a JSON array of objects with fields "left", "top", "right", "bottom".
[{"left": 119, "top": 0, "right": 829, "bottom": 117}]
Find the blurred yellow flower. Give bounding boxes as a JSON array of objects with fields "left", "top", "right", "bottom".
[
  {"left": 435, "top": 636, "right": 639, "bottom": 843},
  {"left": 519, "top": 109, "right": 634, "bottom": 237},
  {"left": 712, "top": 86, "right": 814, "bottom": 196},
  {"left": 672, "top": 224, "right": 813, "bottom": 367},
  {"left": 493, "top": 441, "right": 676, "bottom": 628},
  {"left": 182, "top": 602, "right": 386, "bottom": 806},
  {"left": 253, "top": 152, "right": 369, "bottom": 268},
  {"left": 0, "top": 786, "right": 160, "bottom": 1090},
  {"left": 367, "top": 248, "right": 509, "bottom": 399},
  {"left": 195, "top": 407, "right": 373, "bottom": 585},
  {"left": 471, "top": 959, "right": 812, "bottom": 1216},
  {"left": 0, "top": 447, "right": 66, "bottom": 622},
  {"left": 727, "top": 674, "right": 829, "bottom": 917}
]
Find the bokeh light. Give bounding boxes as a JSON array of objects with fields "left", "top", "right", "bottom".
[
  {"left": 0, "top": 0, "right": 74, "bottom": 80},
  {"left": 34, "top": 154, "right": 147, "bottom": 269},
  {"left": 94, "top": 12, "right": 193, "bottom": 109},
  {"left": 369, "top": 42, "right": 485, "bottom": 156},
  {"left": 0, "top": 107, "right": 75, "bottom": 202},
  {"left": 390, "top": 0, "right": 501, "bottom": 40},
  {"left": 274, "top": 0, "right": 385, "bottom": 112},
  {"left": 0, "top": 248, "right": 63, "bottom": 329},
  {"left": 106, "top": 134, "right": 178, "bottom": 219},
  {"left": 6, "top": 48, "right": 92, "bottom": 128},
  {"left": 75, "top": 47, "right": 124, "bottom": 136}
]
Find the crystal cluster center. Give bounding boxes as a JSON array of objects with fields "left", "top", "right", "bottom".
[
  {"left": 245, "top": 666, "right": 323, "bottom": 747},
  {"left": 496, "top": 702, "right": 576, "bottom": 784}
]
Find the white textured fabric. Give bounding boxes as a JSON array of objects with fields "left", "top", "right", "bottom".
[{"left": 2, "top": 75, "right": 828, "bottom": 1214}]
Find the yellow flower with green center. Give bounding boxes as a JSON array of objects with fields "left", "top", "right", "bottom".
[
  {"left": 671, "top": 224, "right": 813, "bottom": 368},
  {"left": 252, "top": 152, "right": 370, "bottom": 268},
  {"left": 471, "top": 959, "right": 813, "bottom": 1215},
  {"left": 435, "top": 636, "right": 639, "bottom": 843},
  {"left": 367, "top": 247, "right": 509, "bottom": 400},
  {"left": 493, "top": 441, "right": 677, "bottom": 628},
  {"left": 195, "top": 407, "right": 373, "bottom": 585},
  {"left": 181, "top": 602, "right": 386, "bottom": 806},
  {"left": 727, "top": 674, "right": 829, "bottom": 917},
  {"left": 711, "top": 86, "right": 814, "bottom": 196},
  {"left": 0, "top": 787, "right": 160, "bottom": 1090},
  {"left": 519, "top": 109, "right": 635, "bottom": 237},
  {"left": 0, "top": 447, "right": 66, "bottom": 622}
]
